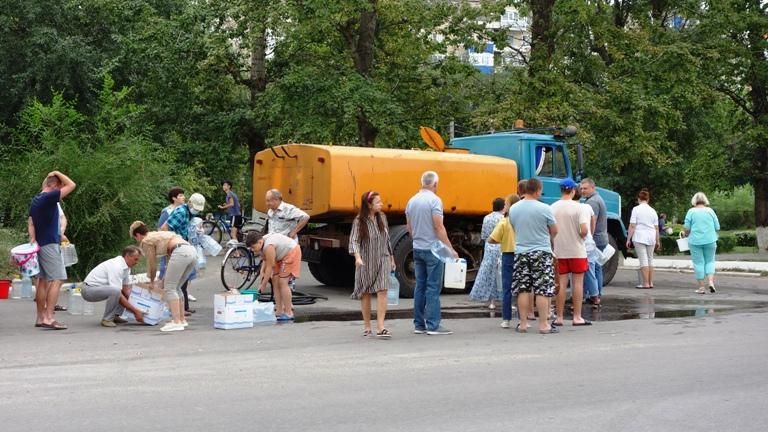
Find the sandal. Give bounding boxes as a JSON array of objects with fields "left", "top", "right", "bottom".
[
  {"left": 539, "top": 326, "right": 559, "bottom": 334},
  {"left": 695, "top": 288, "right": 706, "bottom": 294},
  {"left": 54, "top": 305, "right": 67, "bottom": 312},
  {"left": 362, "top": 329, "right": 372, "bottom": 337},
  {"left": 376, "top": 329, "right": 392, "bottom": 338},
  {"left": 515, "top": 323, "right": 527, "bottom": 334},
  {"left": 40, "top": 321, "right": 67, "bottom": 330}
]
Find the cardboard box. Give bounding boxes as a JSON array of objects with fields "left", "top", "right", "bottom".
[
  {"left": 214, "top": 293, "right": 254, "bottom": 329},
  {"left": 123, "top": 285, "right": 168, "bottom": 326}
]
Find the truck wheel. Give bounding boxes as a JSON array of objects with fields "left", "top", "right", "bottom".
[
  {"left": 308, "top": 261, "right": 337, "bottom": 286},
  {"left": 328, "top": 249, "right": 355, "bottom": 287},
  {"left": 602, "top": 235, "right": 619, "bottom": 286},
  {"left": 392, "top": 234, "right": 416, "bottom": 298}
]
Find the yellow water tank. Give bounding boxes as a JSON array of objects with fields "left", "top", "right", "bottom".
[{"left": 253, "top": 144, "right": 518, "bottom": 220}]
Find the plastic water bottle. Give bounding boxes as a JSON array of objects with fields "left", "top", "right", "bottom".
[
  {"left": 68, "top": 283, "right": 84, "bottom": 315},
  {"left": 387, "top": 272, "right": 400, "bottom": 306},
  {"left": 11, "top": 278, "right": 22, "bottom": 299},
  {"left": 430, "top": 240, "right": 454, "bottom": 263},
  {"left": 21, "top": 276, "right": 34, "bottom": 299}
]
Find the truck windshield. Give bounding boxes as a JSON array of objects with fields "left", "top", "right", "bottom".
[{"left": 535, "top": 145, "right": 567, "bottom": 178}]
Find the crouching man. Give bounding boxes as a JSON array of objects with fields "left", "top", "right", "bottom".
[{"left": 82, "top": 245, "right": 146, "bottom": 327}]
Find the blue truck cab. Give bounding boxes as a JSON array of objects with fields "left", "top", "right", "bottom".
[{"left": 450, "top": 129, "right": 627, "bottom": 284}]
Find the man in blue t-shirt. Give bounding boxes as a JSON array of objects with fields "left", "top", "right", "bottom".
[
  {"left": 405, "top": 170, "right": 457, "bottom": 336},
  {"left": 218, "top": 180, "right": 242, "bottom": 242},
  {"left": 28, "top": 170, "right": 77, "bottom": 330},
  {"left": 508, "top": 178, "right": 558, "bottom": 335}
]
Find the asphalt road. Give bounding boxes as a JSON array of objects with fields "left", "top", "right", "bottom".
[{"left": 1, "top": 262, "right": 767, "bottom": 431}]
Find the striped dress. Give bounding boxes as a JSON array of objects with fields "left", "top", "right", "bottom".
[{"left": 349, "top": 213, "right": 392, "bottom": 299}]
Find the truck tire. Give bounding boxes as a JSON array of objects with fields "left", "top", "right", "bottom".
[
  {"left": 392, "top": 234, "right": 416, "bottom": 298},
  {"left": 602, "top": 235, "right": 619, "bottom": 286},
  {"left": 328, "top": 249, "right": 355, "bottom": 287},
  {"left": 308, "top": 261, "right": 337, "bottom": 286}
]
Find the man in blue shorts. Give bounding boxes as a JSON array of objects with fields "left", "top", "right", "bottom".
[
  {"left": 508, "top": 178, "right": 559, "bottom": 334},
  {"left": 28, "top": 170, "right": 77, "bottom": 330},
  {"left": 218, "top": 180, "right": 242, "bottom": 242}
]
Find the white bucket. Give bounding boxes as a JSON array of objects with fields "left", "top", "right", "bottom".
[{"left": 10, "top": 243, "right": 40, "bottom": 277}]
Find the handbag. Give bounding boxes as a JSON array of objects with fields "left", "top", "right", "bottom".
[{"left": 676, "top": 232, "right": 690, "bottom": 252}]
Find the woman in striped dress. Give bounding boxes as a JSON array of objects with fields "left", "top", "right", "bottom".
[{"left": 349, "top": 191, "right": 395, "bottom": 338}]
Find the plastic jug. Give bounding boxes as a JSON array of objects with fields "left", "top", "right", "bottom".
[
  {"left": 68, "top": 284, "right": 84, "bottom": 315},
  {"left": 11, "top": 278, "right": 22, "bottom": 299},
  {"left": 253, "top": 301, "right": 277, "bottom": 325},
  {"left": 21, "top": 276, "right": 34, "bottom": 299},
  {"left": 387, "top": 272, "right": 400, "bottom": 306},
  {"left": 430, "top": 240, "right": 454, "bottom": 262}
]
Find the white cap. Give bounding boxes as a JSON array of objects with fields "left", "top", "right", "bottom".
[{"left": 188, "top": 193, "right": 206, "bottom": 212}]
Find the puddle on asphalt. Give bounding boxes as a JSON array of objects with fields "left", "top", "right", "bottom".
[{"left": 294, "top": 297, "right": 768, "bottom": 324}]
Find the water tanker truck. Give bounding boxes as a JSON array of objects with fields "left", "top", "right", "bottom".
[{"left": 252, "top": 126, "right": 626, "bottom": 298}]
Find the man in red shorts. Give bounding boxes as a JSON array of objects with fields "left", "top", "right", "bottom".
[{"left": 551, "top": 178, "right": 592, "bottom": 327}]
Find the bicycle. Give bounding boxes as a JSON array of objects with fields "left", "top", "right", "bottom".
[
  {"left": 203, "top": 212, "right": 249, "bottom": 244},
  {"left": 220, "top": 242, "right": 328, "bottom": 306},
  {"left": 220, "top": 243, "right": 262, "bottom": 291}
]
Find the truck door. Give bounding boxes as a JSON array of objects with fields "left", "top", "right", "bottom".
[{"left": 532, "top": 143, "right": 569, "bottom": 205}]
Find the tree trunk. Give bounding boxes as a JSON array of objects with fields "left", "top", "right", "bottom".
[
  {"left": 340, "top": 0, "right": 379, "bottom": 146},
  {"left": 248, "top": 25, "right": 269, "bottom": 174},
  {"left": 748, "top": 8, "right": 768, "bottom": 253},
  {"left": 528, "top": 0, "right": 556, "bottom": 77}
]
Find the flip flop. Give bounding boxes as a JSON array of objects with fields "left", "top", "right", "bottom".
[
  {"left": 376, "top": 329, "right": 392, "bottom": 338},
  {"left": 40, "top": 321, "right": 67, "bottom": 330},
  {"left": 515, "top": 324, "right": 527, "bottom": 334},
  {"left": 539, "top": 326, "right": 559, "bottom": 334},
  {"left": 551, "top": 320, "right": 564, "bottom": 327},
  {"left": 276, "top": 314, "right": 295, "bottom": 322},
  {"left": 573, "top": 320, "right": 593, "bottom": 326},
  {"left": 54, "top": 305, "right": 67, "bottom": 312},
  {"left": 362, "top": 329, "right": 372, "bottom": 337}
]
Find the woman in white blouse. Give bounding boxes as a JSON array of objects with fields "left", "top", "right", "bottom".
[{"left": 626, "top": 189, "right": 660, "bottom": 289}]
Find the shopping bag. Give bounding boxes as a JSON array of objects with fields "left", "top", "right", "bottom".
[{"left": 676, "top": 233, "right": 689, "bottom": 252}]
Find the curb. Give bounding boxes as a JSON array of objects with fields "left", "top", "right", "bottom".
[{"left": 619, "top": 266, "right": 765, "bottom": 278}]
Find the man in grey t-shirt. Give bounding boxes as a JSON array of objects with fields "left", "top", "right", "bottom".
[
  {"left": 405, "top": 171, "right": 457, "bottom": 336},
  {"left": 580, "top": 178, "right": 608, "bottom": 295}
]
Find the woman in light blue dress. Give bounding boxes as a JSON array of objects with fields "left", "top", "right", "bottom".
[{"left": 469, "top": 198, "right": 505, "bottom": 308}]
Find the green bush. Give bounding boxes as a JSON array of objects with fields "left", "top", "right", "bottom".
[
  {"left": 710, "top": 185, "right": 755, "bottom": 230},
  {"left": 656, "top": 234, "right": 736, "bottom": 255},
  {"left": 0, "top": 228, "right": 26, "bottom": 278},
  {"left": 717, "top": 235, "right": 736, "bottom": 253},
  {"left": 733, "top": 231, "right": 757, "bottom": 247},
  {"left": 0, "top": 79, "right": 211, "bottom": 279}
]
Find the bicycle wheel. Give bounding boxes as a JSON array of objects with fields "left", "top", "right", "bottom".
[
  {"left": 220, "top": 246, "right": 253, "bottom": 290},
  {"left": 204, "top": 221, "right": 223, "bottom": 244}
]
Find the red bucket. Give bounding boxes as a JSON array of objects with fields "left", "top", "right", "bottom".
[{"left": 0, "top": 280, "right": 11, "bottom": 300}]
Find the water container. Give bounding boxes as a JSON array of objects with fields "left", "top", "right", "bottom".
[
  {"left": 68, "top": 284, "right": 84, "bottom": 315},
  {"left": 430, "top": 240, "right": 454, "bottom": 262},
  {"left": 21, "top": 276, "right": 34, "bottom": 299},
  {"left": 387, "top": 272, "right": 400, "bottom": 306},
  {"left": 253, "top": 301, "right": 277, "bottom": 325},
  {"left": 11, "top": 278, "right": 22, "bottom": 299},
  {"left": 82, "top": 294, "right": 94, "bottom": 316}
]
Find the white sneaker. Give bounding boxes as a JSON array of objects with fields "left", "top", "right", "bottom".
[
  {"left": 160, "top": 322, "right": 185, "bottom": 332},
  {"left": 500, "top": 320, "right": 510, "bottom": 329},
  {"left": 188, "top": 294, "right": 197, "bottom": 302},
  {"left": 181, "top": 321, "right": 189, "bottom": 327}
]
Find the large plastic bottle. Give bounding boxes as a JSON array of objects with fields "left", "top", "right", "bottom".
[
  {"left": 430, "top": 240, "right": 454, "bottom": 263},
  {"left": 21, "top": 276, "right": 34, "bottom": 299},
  {"left": 68, "top": 283, "right": 84, "bottom": 315},
  {"left": 11, "top": 278, "right": 22, "bottom": 299},
  {"left": 387, "top": 272, "right": 400, "bottom": 306}
]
